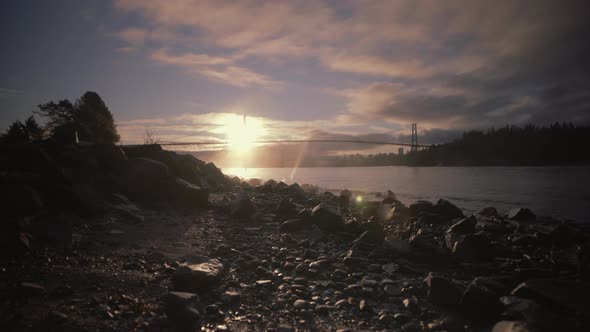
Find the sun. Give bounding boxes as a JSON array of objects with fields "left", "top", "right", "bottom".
[{"left": 223, "top": 114, "right": 265, "bottom": 152}]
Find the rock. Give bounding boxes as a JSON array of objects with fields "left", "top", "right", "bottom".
[
  {"left": 230, "top": 192, "right": 255, "bottom": 218},
  {"left": 90, "top": 143, "right": 128, "bottom": 170},
  {"left": 276, "top": 324, "right": 295, "bottom": 332},
  {"left": 482, "top": 221, "right": 513, "bottom": 234},
  {"left": 163, "top": 292, "right": 201, "bottom": 330},
  {"left": 461, "top": 278, "right": 504, "bottom": 323},
  {"left": 447, "top": 215, "right": 477, "bottom": 234},
  {"left": 512, "top": 234, "right": 539, "bottom": 246},
  {"left": 383, "top": 237, "right": 412, "bottom": 257},
  {"left": 424, "top": 273, "right": 462, "bottom": 307},
  {"left": 384, "top": 190, "right": 397, "bottom": 200},
  {"left": 221, "top": 291, "right": 240, "bottom": 304},
  {"left": 491, "top": 321, "right": 532, "bottom": 332},
  {"left": 477, "top": 206, "right": 498, "bottom": 217},
  {"left": 261, "top": 179, "right": 277, "bottom": 192},
  {"left": 393, "top": 313, "right": 411, "bottom": 324},
  {"left": 279, "top": 219, "right": 313, "bottom": 233},
  {"left": 126, "top": 157, "right": 169, "bottom": 182},
  {"left": 247, "top": 178, "right": 262, "bottom": 186},
  {"left": 310, "top": 203, "right": 344, "bottom": 232},
  {"left": 452, "top": 233, "right": 495, "bottom": 261},
  {"left": 433, "top": 199, "right": 465, "bottom": 219},
  {"left": 171, "top": 256, "right": 224, "bottom": 293},
  {"left": 409, "top": 232, "right": 445, "bottom": 258},
  {"left": 504, "top": 208, "right": 536, "bottom": 221},
  {"left": 409, "top": 200, "right": 434, "bottom": 217},
  {"left": 403, "top": 296, "right": 420, "bottom": 312},
  {"left": 286, "top": 183, "right": 306, "bottom": 198},
  {"left": 382, "top": 262, "right": 399, "bottom": 273},
  {"left": 352, "top": 229, "right": 385, "bottom": 249},
  {"left": 384, "top": 285, "right": 401, "bottom": 296},
  {"left": 510, "top": 279, "right": 590, "bottom": 318},
  {"left": 293, "top": 299, "right": 308, "bottom": 309},
  {"left": 168, "top": 178, "right": 209, "bottom": 208}
]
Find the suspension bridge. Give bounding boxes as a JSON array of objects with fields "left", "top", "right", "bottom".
[{"left": 158, "top": 123, "right": 430, "bottom": 152}]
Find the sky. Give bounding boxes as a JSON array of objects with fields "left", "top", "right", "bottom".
[{"left": 1, "top": 0, "right": 589, "bottom": 155}]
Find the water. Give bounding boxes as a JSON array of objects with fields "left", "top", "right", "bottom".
[{"left": 224, "top": 166, "right": 590, "bottom": 221}]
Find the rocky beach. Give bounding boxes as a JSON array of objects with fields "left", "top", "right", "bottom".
[{"left": 1, "top": 143, "right": 589, "bottom": 332}]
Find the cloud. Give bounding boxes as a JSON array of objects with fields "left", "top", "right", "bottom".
[
  {"left": 111, "top": 0, "right": 590, "bottom": 128},
  {"left": 116, "top": 27, "right": 149, "bottom": 45},
  {"left": 150, "top": 49, "right": 282, "bottom": 88}
]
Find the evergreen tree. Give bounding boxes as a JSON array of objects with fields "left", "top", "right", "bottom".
[
  {"left": 34, "top": 91, "right": 120, "bottom": 144},
  {"left": 24, "top": 115, "right": 44, "bottom": 141},
  {"left": 1, "top": 120, "right": 29, "bottom": 143},
  {"left": 75, "top": 91, "right": 120, "bottom": 143}
]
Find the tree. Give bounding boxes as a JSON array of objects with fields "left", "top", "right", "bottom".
[
  {"left": 1, "top": 120, "right": 29, "bottom": 143},
  {"left": 75, "top": 91, "right": 120, "bottom": 143},
  {"left": 24, "top": 115, "right": 45, "bottom": 141},
  {"left": 35, "top": 91, "right": 120, "bottom": 144},
  {"left": 143, "top": 128, "right": 161, "bottom": 145}
]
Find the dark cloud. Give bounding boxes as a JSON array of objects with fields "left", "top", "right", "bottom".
[{"left": 342, "top": 0, "right": 590, "bottom": 129}]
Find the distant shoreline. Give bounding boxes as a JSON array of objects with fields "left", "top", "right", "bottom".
[{"left": 221, "top": 164, "right": 590, "bottom": 169}]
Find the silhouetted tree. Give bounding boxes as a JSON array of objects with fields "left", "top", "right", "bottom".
[
  {"left": 143, "top": 128, "right": 161, "bottom": 145},
  {"left": 24, "top": 115, "right": 45, "bottom": 141},
  {"left": 1, "top": 120, "right": 29, "bottom": 143},
  {"left": 35, "top": 91, "right": 120, "bottom": 144},
  {"left": 75, "top": 91, "right": 120, "bottom": 143}
]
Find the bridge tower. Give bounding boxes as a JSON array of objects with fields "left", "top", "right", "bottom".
[{"left": 411, "top": 123, "right": 418, "bottom": 152}]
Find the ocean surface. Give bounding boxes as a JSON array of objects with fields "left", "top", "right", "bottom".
[{"left": 223, "top": 166, "right": 590, "bottom": 221}]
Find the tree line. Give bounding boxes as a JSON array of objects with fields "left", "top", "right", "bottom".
[
  {"left": 320, "top": 123, "right": 590, "bottom": 167},
  {"left": 1, "top": 91, "right": 120, "bottom": 144}
]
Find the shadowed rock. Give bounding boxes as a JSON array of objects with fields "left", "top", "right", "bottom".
[
  {"left": 477, "top": 206, "right": 499, "bottom": 217},
  {"left": 505, "top": 208, "right": 536, "bottom": 221},
  {"left": 461, "top": 277, "right": 504, "bottom": 323},
  {"left": 230, "top": 192, "right": 255, "bottom": 218},
  {"left": 452, "top": 233, "right": 495, "bottom": 261},
  {"left": 447, "top": 215, "right": 477, "bottom": 234},
  {"left": 163, "top": 292, "right": 201, "bottom": 330},
  {"left": 310, "top": 203, "right": 344, "bottom": 231}
]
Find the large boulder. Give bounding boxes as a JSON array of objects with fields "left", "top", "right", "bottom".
[
  {"left": 452, "top": 233, "right": 495, "bottom": 261},
  {"left": 122, "top": 144, "right": 231, "bottom": 191},
  {"left": 410, "top": 199, "right": 464, "bottom": 220},
  {"left": 168, "top": 178, "right": 209, "bottom": 208},
  {"left": 476, "top": 206, "right": 498, "bottom": 218},
  {"left": 126, "top": 157, "right": 169, "bottom": 182},
  {"left": 383, "top": 237, "right": 412, "bottom": 257},
  {"left": 510, "top": 279, "right": 590, "bottom": 318},
  {"left": 432, "top": 199, "right": 465, "bottom": 219},
  {"left": 310, "top": 203, "right": 345, "bottom": 232},
  {"left": 85, "top": 144, "right": 127, "bottom": 171},
  {"left": 504, "top": 208, "right": 536, "bottom": 221},
  {"left": 230, "top": 192, "right": 255, "bottom": 218},
  {"left": 163, "top": 292, "right": 201, "bottom": 330},
  {"left": 172, "top": 256, "right": 224, "bottom": 294},
  {"left": 409, "top": 200, "right": 434, "bottom": 217},
  {"left": 461, "top": 277, "right": 504, "bottom": 323},
  {"left": 447, "top": 215, "right": 477, "bottom": 234}
]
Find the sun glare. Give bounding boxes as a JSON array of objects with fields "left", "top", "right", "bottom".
[{"left": 223, "top": 114, "right": 265, "bottom": 152}]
